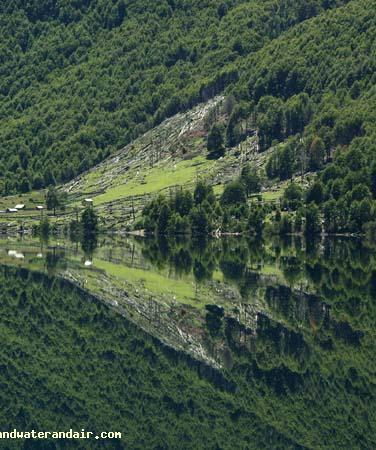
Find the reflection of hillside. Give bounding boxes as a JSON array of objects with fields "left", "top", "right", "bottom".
[
  {"left": 223, "top": 309, "right": 375, "bottom": 449},
  {"left": 1, "top": 265, "right": 301, "bottom": 449},
  {"left": 1, "top": 237, "right": 375, "bottom": 449},
  {"left": 105, "top": 235, "right": 376, "bottom": 450},
  {"left": 0, "top": 236, "right": 375, "bottom": 373}
]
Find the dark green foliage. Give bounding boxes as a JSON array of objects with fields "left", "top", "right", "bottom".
[
  {"left": 294, "top": 208, "right": 304, "bottom": 233},
  {"left": 1, "top": 234, "right": 376, "bottom": 449},
  {"left": 266, "top": 141, "right": 295, "bottom": 180},
  {"left": 317, "top": 144, "right": 376, "bottom": 233},
  {"left": 190, "top": 208, "right": 209, "bottom": 235},
  {"left": 32, "top": 173, "right": 44, "bottom": 190},
  {"left": 33, "top": 215, "right": 50, "bottom": 237},
  {"left": 306, "top": 180, "right": 325, "bottom": 205},
  {"left": 45, "top": 186, "right": 60, "bottom": 215},
  {"left": 39, "top": 216, "right": 50, "bottom": 237},
  {"left": 207, "top": 124, "right": 225, "bottom": 159},
  {"left": 220, "top": 181, "right": 246, "bottom": 206},
  {"left": 371, "top": 162, "right": 376, "bottom": 197},
  {"left": 167, "top": 212, "right": 190, "bottom": 235},
  {"left": 142, "top": 181, "right": 268, "bottom": 235},
  {"left": 247, "top": 204, "right": 265, "bottom": 235},
  {"left": 363, "top": 221, "right": 376, "bottom": 241},
  {"left": 1, "top": 0, "right": 374, "bottom": 239},
  {"left": 279, "top": 214, "right": 292, "bottom": 235},
  {"left": 305, "top": 203, "right": 321, "bottom": 236},
  {"left": 322, "top": 199, "right": 339, "bottom": 234},
  {"left": 234, "top": 0, "right": 376, "bottom": 234},
  {"left": 205, "top": 305, "right": 224, "bottom": 337},
  {"left": 157, "top": 204, "right": 171, "bottom": 236},
  {"left": 225, "top": 103, "right": 248, "bottom": 147},
  {"left": 69, "top": 218, "right": 81, "bottom": 237},
  {"left": 223, "top": 94, "right": 236, "bottom": 116},
  {"left": 240, "top": 164, "right": 261, "bottom": 197},
  {"left": 194, "top": 181, "right": 215, "bottom": 206},
  {"left": 253, "top": 93, "right": 313, "bottom": 151},
  {"left": 0, "top": 0, "right": 353, "bottom": 193},
  {"left": 19, "top": 176, "right": 31, "bottom": 193},
  {"left": 124, "top": 235, "right": 376, "bottom": 449},
  {"left": 174, "top": 189, "right": 193, "bottom": 217},
  {"left": 308, "top": 137, "right": 325, "bottom": 171},
  {"left": 282, "top": 182, "right": 303, "bottom": 211},
  {"left": 81, "top": 206, "right": 99, "bottom": 236},
  {"left": 256, "top": 96, "right": 285, "bottom": 150},
  {"left": 0, "top": 264, "right": 301, "bottom": 449},
  {"left": 143, "top": 190, "right": 196, "bottom": 236}
]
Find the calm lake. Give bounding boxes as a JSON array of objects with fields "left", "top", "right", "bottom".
[{"left": 0, "top": 235, "right": 374, "bottom": 449}]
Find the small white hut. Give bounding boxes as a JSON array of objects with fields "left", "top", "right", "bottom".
[{"left": 82, "top": 198, "right": 94, "bottom": 207}]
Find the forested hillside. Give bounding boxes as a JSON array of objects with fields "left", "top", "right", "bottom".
[
  {"left": 227, "top": 0, "right": 376, "bottom": 233},
  {"left": 0, "top": 0, "right": 350, "bottom": 194},
  {"left": 136, "top": 0, "right": 376, "bottom": 236}
]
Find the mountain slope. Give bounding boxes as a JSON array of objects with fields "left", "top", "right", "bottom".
[
  {"left": 0, "top": 0, "right": 350, "bottom": 194},
  {"left": 63, "top": 0, "right": 376, "bottom": 230}
]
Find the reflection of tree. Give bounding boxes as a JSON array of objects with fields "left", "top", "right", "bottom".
[
  {"left": 45, "top": 247, "right": 66, "bottom": 276},
  {"left": 171, "top": 248, "right": 192, "bottom": 276},
  {"left": 280, "top": 256, "right": 303, "bottom": 286},
  {"left": 193, "top": 260, "right": 211, "bottom": 283},
  {"left": 81, "top": 235, "right": 98, "bottom": 260},
  {"left": 219, "top": 244, "right": 248, "bottom": 281},
  {"left": 137, "top": 235, "right": 376, "bottom": 333},
  {"left": 205, "top": 305, "right": 224, "bottom": 338},
  {"left": 2, "top": 260, "right": 375, "bottom": 449}
]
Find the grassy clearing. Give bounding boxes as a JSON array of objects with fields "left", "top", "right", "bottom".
[
  {"left": 0, "top": 191, "right": 46, "bottom": 211},
  {"left": 213, "top": 184, "right": 224, "bottom": 196},
  {"left": 84, "top": 169, "right": 105, "bottom": 190},
  {"left": 94, "top": 156, "right": 213, "bottom": 205},
  {"left": 262, "top": 181, "right": 290, "bottom": 203},
  {"left": 262, "top": 190, "right": 282, "bottom": 202}
]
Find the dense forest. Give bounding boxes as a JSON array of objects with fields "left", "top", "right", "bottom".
[
  {"left": 0, "top": 0, "right": 375, "bottom": 236},
  {"left": 0, "top": 264, "right": 301, "bottom": 449},
  {"left": 231, "top": 0, "right": 376, "bottom": 234},
  {"left": 139, "top": 0, "right": 376, "bottom": 236},
  {"left": 0, "top": 0, "right": 353, "bottom": 194},
  {"left": 0, "top": 235, "right": 375, "bottom": 448}
]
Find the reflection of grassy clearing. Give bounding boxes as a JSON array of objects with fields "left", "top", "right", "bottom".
[
  {"left": 260, "top": 264, "right": 283, "bottom": 280},
  {"left": 93, "top": 258, "right": 200, "bottom": 304},
  {"left": 95, "top": 156, "right": 213, "bottom": 205},
  {"left": 212, "top": 270, "right": 224, "bottom": 282}
]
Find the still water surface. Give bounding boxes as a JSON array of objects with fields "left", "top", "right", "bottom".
[{"left": 0, "top": 235, "right": 374, "bottom": 449}]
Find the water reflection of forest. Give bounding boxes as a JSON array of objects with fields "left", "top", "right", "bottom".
[
  {"left": 137, "top": 236, "right": 376, "bottom": 303},
  {"left": 134, "top": 236, "right": 375, "bottom": 449},
  {"left": 0, "top": 233, "right": 375, "bottom": 449}
]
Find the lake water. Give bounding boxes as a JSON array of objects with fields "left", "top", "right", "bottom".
[{"left": 0, "top": 235, "right": 374, "bottom": 449}]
